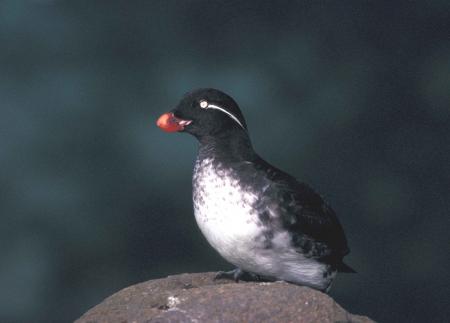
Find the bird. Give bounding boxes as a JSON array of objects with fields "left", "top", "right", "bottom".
[{"left": 156, "top": 88, "right": 355, "bottom": 292}]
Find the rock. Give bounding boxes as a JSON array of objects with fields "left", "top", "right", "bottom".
[{"left": 76, "top": 272, "right": 374, "bottom": 323}]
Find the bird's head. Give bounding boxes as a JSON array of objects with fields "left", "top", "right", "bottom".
[{"left": 157, "top": 88, "right": 247, "bottom": 139}]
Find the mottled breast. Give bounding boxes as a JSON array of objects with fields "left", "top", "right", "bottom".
[{"left": 192, "top": 158, "right": 263, "bottom": 268}]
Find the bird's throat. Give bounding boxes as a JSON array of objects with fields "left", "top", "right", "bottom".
[{"left": 198, "top": 133, "right": 256, "bottom": 163}]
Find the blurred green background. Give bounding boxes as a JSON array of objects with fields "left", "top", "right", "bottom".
[{"left": 1, "top": 1, "right": 449, "bottom": 322}]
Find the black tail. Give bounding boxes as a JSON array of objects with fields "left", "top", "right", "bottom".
[{"left": 336, "top": 262, "right": 356, "bottom": 273}]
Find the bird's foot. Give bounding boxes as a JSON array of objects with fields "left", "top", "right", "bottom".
[{"left": 214, "top": 268, "right": 263, "bottom": 283}]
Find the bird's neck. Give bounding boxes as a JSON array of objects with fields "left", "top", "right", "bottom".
[{"left": 197, "top": 131, "right": 256, "bottom": 163}]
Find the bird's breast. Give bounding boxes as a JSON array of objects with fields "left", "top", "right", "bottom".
[{"left": 192, "top": 158, "right": 263, "bottom": 266}]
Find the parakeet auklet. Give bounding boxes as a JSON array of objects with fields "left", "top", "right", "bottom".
[{"left": 156, "top": 88, "right": 355, "bottom": 292}]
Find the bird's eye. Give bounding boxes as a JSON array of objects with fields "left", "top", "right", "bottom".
[{"left": 199, "top": 100, "right": 208, "bottom": 109}]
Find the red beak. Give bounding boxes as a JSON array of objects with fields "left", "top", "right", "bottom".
[{"left": 156, "top": 112, "right": 192, "bottom": 133}]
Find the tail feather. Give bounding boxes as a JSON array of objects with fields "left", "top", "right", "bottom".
[{"left": 336, "top": 261, "right": 356, "bottom": 273}]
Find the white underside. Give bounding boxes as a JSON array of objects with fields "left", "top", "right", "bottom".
[{"left": 193, "top": 158, "right": 333, "bottom": 291}]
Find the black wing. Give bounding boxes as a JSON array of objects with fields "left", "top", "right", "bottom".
[{"left": 249, "top": 157, "right": 351, "bottom": 262}]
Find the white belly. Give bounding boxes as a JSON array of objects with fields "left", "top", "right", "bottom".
[{"left": 193, "top": 159, "right": 262, "bottom": 270}]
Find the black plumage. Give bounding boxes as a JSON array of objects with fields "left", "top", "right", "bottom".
[{"left": 157, "top": 88, "right": 355, "bottom": 292}]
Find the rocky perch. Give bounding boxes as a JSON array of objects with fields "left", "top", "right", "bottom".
[{"left": 76, "top": 272, "right": 374, "bottom": 323}]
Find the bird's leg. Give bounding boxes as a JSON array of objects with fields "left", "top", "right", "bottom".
[
  {"left": 214, "top": 268, "right": 244, "bottom": 282},
  {"left": 214, "top": 268, "right": 262, "bottom": 282}
]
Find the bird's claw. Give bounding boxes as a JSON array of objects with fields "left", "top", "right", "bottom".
[{"left": 214, "top": 268, "right": 262, "bottom": 282}]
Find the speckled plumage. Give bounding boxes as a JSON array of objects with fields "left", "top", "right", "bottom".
[
  {"left": 193, "top": 154, "right": 339, "bottom": 291},
  {"left": 158, "top": 88, "right": 354, "bottom": 292}
]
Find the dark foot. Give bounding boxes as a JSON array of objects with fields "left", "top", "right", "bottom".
[{"left": 214, "top": 268, "right": 263, "bottom": 282}]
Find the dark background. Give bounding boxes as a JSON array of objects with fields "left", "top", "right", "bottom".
[{"left": 1, "top": 1, "right": 449, "bottom": 322}]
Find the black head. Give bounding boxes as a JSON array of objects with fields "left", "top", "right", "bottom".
[{"left": 157, "top": 88, "right": 248, "bottom": 139}]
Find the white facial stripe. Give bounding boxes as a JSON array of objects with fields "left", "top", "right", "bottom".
[{"left": 206, "top": 104, "right": 245, "bottom": 129}]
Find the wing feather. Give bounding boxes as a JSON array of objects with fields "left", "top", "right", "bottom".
[{"left": 250, "top": 157, "right": 350, "bottom": 260}]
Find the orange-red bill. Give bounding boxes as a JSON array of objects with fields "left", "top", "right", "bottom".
[{"left": 156, "top": 112, "right": 191, "bottom": 132}]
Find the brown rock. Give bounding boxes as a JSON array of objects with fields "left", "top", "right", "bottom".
[{"left": 76, "top": 272, "right": 374, "bottom": 323}]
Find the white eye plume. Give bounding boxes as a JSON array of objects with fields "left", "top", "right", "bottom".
[{"left": 198, "top": 99, "right": 245, "bottom": 130}]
